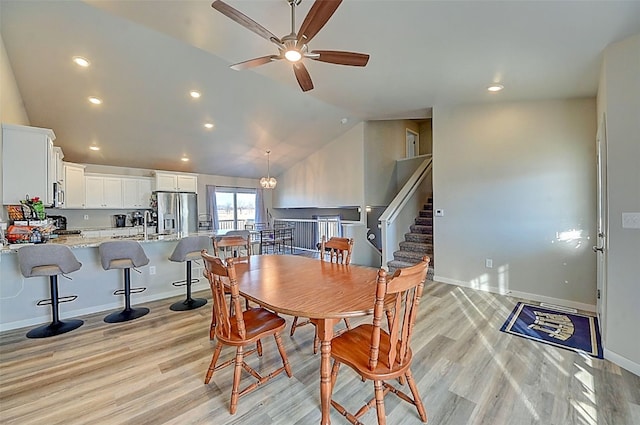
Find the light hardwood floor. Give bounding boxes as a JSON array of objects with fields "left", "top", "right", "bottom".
[{"left": 1, "top": 270, "right": 638, "bottom": 424}]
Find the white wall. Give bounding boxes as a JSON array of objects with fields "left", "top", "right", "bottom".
[
  {"left": 597, "top": 33, "right": 640, "bottom": 374},
  {"left": 274, "top": 122, "right": 365, "bottom": 209},
  {"left": 0, "top": 33, "right": 30, "bottom": 220},
  {"left": 433, "top": 98, "right": 597, "bottom": 310}
]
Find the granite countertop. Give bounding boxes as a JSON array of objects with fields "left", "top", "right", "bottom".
[{"left": 1, "top": 231, "right": 214, "bottom": 253}]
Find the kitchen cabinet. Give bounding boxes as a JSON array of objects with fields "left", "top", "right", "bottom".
[
  {"left": 122, "top": 177, "right": 152, "bottom": 209},
  {"left": 154, "top": 171, "right": 197, "bottom": 192},
  {"left": 85, "top": 175, "right": 123, "bottom": 208},
  {"left": 62, "top": 163, "right": 86, "bottom": 208},
  {"left": 1, "top": 123, "right": 57, "bottom": 205}
]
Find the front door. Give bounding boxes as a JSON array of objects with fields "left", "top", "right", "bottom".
[{"left": 595, "top": 114, "right": 608, "bottom": 337}]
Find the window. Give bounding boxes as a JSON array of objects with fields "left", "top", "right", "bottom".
[{"left": 215, "top": 187, "right": 256, "bottom": 230}]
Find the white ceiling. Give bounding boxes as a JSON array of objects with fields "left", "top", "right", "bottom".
[{"left": 2, "top": 1, "right": 639, "bottom": 179}]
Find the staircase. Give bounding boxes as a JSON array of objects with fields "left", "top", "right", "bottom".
[{"left": 387, "top": 197, "right": 434, "bottom": 280}]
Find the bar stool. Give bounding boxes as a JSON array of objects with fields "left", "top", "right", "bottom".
[
  {"left": 168, "top": 235, "right": 210, "bottom": 311},
  {"left": 99, "top": 240, "right": 150, "bottom": 323},
  {"left": 16, "top": 244, "right": 83, "bottom": 338}
]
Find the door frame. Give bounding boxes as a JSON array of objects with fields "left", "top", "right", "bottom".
[{"left": 406, "top": 129, "right": 420, "bottom": 158}]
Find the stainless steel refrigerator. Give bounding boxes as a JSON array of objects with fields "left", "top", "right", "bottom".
[{"left": 154, "top": 191, "right": 198, "bottom": 235}]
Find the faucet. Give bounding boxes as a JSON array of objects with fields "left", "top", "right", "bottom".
[{"left": 143, "top": 210, "right": 152, "bottom": 241}]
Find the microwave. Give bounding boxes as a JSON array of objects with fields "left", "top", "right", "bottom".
[{"left": 52, "top": 182, "right": 64, "bottom": 208}]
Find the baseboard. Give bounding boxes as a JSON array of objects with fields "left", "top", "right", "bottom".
[
  {"left": 604, "top": 348, "right": 640, "bottom": 377},
  {"left": 433, "top": 275, "right": 596, "bottom": 313}
]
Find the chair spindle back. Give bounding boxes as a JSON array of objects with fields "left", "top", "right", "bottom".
[
  {"left": 320, "top": 236, "right": 354, "bottom": 265},
  {"left": 370, "top": 256, "right": 430, "bottom": 370},
  {"left": 201, "top": 251, "right": 246, "bottom": 339}
]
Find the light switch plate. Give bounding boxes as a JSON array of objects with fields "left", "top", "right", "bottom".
[
  {"left": 435, "top": 209, "right": 444, "bottom": 217},
  {"left": 622, "top": 213, "right": 640, "bottom": 229}
]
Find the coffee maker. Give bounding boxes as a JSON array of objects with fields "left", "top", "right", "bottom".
[{"left": 114, "top": 214, "right": 127, "bottom": 227}]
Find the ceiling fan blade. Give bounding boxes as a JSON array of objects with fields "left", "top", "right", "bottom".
[
  {"left": 309, "top": 50, "right": 370, "bottom": 67},
  {"left": 297, "top": 0, "right": 342, "bottom": 45},
  {"left": 293, "top": 63, "right": 314, "bottom": 92},
  {"left": 212, "top": 0, "right": 282, "bottom": 44},
  {"left": 230, "top": 55, "right": 281, "bottom": 71}
]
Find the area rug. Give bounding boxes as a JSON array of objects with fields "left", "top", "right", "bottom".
[{"left": 500, "top": 302, "right": 603, "bottom": 358}]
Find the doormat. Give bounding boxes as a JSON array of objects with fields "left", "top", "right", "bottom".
[{"left": 500, "top": 302, "right": 603, "bottom": 358}]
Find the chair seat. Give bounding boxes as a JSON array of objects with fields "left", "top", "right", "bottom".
[
  {"left": 29, "top": 264, "right": 64, "bottom": 277},
  {"left": 216, "top": 307, "right": 286, "bottom": 345},
  {"left": 331, "top": 324, "right": 413, "bottom": 380},
  {"left": 106, "top": 258, "right": 135, "bottom": 270}
]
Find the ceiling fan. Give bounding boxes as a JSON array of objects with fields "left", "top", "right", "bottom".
[{"left": 211, "top": 0, "right": 370, "bottom": 92}]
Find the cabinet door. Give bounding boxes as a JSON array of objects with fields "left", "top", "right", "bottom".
[
  {"left": 122, "top": 178, "right": 139, "bottom": 208},
  {"left": 1, "top": 124, "right": 53, "bottom": 205},
  {"left": 177, "top": 175, "right": 197, "bottom": 192},
  {"left": 103, "top": 177, "right": 123, "bottom": 208},
  {"left": 63, "top": 164, "right": 85, "bottom": 208},
  {"left": 156, "top": 173, "right": 177, "bottom": 191},
  {"left": 53, "top": 147, "right": 64, "bottom": 183},
  {"left": 85, "top": 176, "right": 105, "bottom": 208},
  {"left": 138, "top": 178, "right": 152, "bottom": 208}
]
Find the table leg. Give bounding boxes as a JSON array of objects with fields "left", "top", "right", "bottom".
[{"left": 317, "top": 318, "right": 338, "bottom": 425}]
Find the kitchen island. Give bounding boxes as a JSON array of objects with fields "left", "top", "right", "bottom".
[{"left": 0, "top": 233, "right": 214, "bottom": 332}]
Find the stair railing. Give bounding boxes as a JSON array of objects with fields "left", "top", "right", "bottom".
[{"left": 379, "top": 157, "right": 433, "bottom": 269}]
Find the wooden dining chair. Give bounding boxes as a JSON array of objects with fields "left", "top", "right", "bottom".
[
  {"left": 201, "top": 251, "right": 293, "bottom": 415},
  {"left": 213, "top": 232, "right": 251, "bottom": 259},
  {"left": 329, "top": 256, "right": 430, "bottom": 425},
  {"left": 290, "top": 235, "right": 355, "bottom": 353}
]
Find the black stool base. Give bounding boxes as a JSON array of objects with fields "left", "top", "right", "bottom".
[
  {"left": 104, "top": 307, "right": 150, "bottom": 323},
  {"left": 170, "top": 298, "right": 207, "bottom": 311},
  {"left": 26, "top": 319, "right": 84, "bottom": 339}
]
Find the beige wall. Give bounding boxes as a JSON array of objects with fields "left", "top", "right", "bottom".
[
  {"left": 432, "top": 98, "right": 597, "bottom": 310},
  {"left": 363, "top": 120, "right": 407, "bottom": 206},
  {"left": 597, "top": 33, "right": 640, "bottom": 373},
  {"left": 0, "top": 34, "right": 30, "bottom": 220},
  {"left": 273, "top": 123, "right": 365, "bottom": 209}
]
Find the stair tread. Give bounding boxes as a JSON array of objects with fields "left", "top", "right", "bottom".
[
  {"left": 399, "top": 241, "right": 433, "bottom": 252},
  {"left": 393, "top": 250, "right": 432, "bottom": 260}
]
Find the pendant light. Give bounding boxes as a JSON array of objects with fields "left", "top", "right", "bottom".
[{"left": 259, "top": 150, "right": 277, "bottom": 189}]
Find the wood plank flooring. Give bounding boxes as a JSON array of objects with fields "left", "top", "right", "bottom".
[{"left": 1, "top": 269, "right": 638, "bottom": 424}]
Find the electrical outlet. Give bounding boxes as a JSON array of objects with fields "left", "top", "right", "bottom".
[
  {"left": 485, "top": 258, "right": 493, "bottom": 268},
  {"left": 149, "top": 266, "right": 156, "bottom": 275},
  {"left": 83, "top": 214, "right": 89, "bottom": 220}
]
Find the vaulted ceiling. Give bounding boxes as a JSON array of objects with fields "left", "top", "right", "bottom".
[{"left": 2, "top": 1, "right": 639, "bottom": 179}]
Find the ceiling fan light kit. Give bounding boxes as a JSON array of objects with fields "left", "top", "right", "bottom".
[{"left": 212, "top": 0, "right": 369, "bottom": 92}]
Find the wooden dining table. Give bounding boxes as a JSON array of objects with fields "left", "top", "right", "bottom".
[{"left": 231, "top": 254, "right": 379, "bottom": 425}]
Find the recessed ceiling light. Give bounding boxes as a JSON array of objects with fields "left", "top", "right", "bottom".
[
  {"left": 340, "top": 118, "right": 348, "bottom": 124},
  {"left": 88, "top": 96, "right": 102, "bottom": 105},
  {"left": 73, "top": 56, "right": 90, "bottom": 67},
  {"left": 190, "top": 90, "right": 201, "bottom": 99},
  {"left": 487, "top": 83, "right": 504, "bottom": 92},
  {"left": 89, "top": 145, "right": 100, "bottom": 151},
  {"left": 204, "top": 122, "right": 214, "bottom": 129},
  {"left": 181, "top": 157, "right": 189, "bottom": 162}
]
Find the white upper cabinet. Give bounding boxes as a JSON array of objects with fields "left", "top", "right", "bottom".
[
  {"left": 154, "top": 171, "right": 197, "bottom": 192},
  {"left": 1, "top": 124, "right": 57, "bottom": 205},
  {"left": 122, "top": 177, "right": 152, "bottom": 209},
  {"left": 85, "top": 175, "right": 123, "bottom": 208},
  {"left": 62, "top": 163, "right": 85, "bottom": 209}
]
